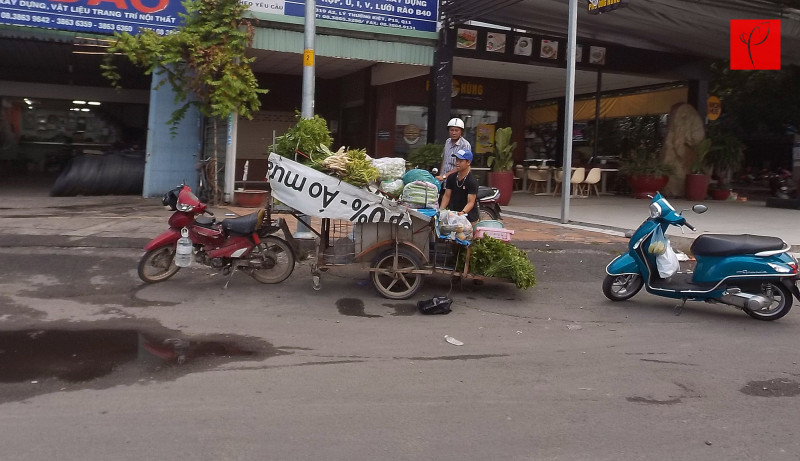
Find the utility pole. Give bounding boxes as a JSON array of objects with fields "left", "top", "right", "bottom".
[{"left": 295, "top": 0, "right": 317, "bottom": 239}]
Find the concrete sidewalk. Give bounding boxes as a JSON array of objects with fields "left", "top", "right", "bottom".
[
  {"left": 0, "top": 177, "right": 797, "bottom": 252},
  {"left": 502, "top": 190, "right": 800, "bottom": 252}
]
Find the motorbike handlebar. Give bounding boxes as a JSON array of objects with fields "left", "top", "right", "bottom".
[
  {"left": 205, "top": 209, "right": 215, "bottom": 217},
  {"left": 684, "top": 221, "right": 695, "bottom": 231}
]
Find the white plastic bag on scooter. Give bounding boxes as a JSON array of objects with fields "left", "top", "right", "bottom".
[{"left": 656, "top": 240, "right": 679, "bottom": 278}]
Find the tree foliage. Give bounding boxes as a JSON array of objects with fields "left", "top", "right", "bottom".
[
  {"left": 710, "top": 62, "right": 800, "bottom": 137},
  {"left": 101, "top": 0, "right": 267, "bottom": 132}
]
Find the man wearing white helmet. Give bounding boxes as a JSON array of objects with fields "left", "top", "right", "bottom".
[{"left": 436, "top": 118, "right": 471, "bottom": 182}]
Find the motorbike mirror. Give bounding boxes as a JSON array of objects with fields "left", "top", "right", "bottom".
[{"left": 692, "top": 204, "right": 708, "bottom": 214}]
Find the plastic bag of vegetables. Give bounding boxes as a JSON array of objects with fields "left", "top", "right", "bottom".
[
  {"left": 372, "top": 157, "right": 407, "bottom": 182},
  {"left": 379, "top": 179, "right": 405, "bottom": 198},
  {"left": 402, "top": 181, "right": 439, "bottom": 208}
]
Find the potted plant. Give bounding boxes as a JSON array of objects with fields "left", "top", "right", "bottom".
[
  {"left": 487, "top": 126, "right": 517, "bottom": 205},
  {"left": 704, "top": 132, "right": 744, "bottom": 200},
  {"left": 684, "top": 138, "right": 711, "bottom": 201},
  {"left": 407, "top": 143, "right": 444, "bottom": 171},
  {"left": 619, "top": 147, "right": 675, "bottom": 199}
]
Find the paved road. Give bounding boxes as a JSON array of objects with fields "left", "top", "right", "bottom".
[{"left": 1, "top": 182, "right": 799, "bottom": 460}]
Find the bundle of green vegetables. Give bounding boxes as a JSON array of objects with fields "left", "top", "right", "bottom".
[
  {"left": 309, "top": 144, "right": 380, "bottom": 188},
  {"left": 456, "top": 236, "right": 536, "bottom": 289}
]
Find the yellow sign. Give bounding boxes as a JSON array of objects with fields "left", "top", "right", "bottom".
[
  {"left": 475, "top": 124, "right": 495, "bottom": 154},
  {"left": 707, "top": 96, "right": 722, "bottom": 121},
  {"left": 303, "top": 49, "right": 314, "bottom": 67}
]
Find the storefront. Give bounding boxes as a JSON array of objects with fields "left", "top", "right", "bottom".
[{"left": 373, "top": 74, "right": 528, "bottom": 169}]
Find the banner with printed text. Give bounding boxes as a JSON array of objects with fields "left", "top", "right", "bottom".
[
  {"left": 0, "top": 0, "right": 436, "bottom": 37},
  {"left": 268, "top": 153, "right": 427, "bottom": 228}
]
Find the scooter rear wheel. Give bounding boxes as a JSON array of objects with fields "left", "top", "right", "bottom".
[
  {"left": 250, "top": 236, "right": 296, "bottom": 284},
  {"left": 138, "top": 246, "right": 181, "bottom": 283},
  {"left": 479, "top": 206, "right": 499, "bottom": 222},
  {"left": 602, "top": 274, "right": 643, "bottom": 301},
  {"left": 743, "top": 281, "right": 793, "bottom": 321}
]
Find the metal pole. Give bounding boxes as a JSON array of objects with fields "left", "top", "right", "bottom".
[
  {"left": 560, "top": 0, "right": 578, "bottom": 223},
  {"left": 592, "top": 71, "right": 602, "bottom": 160},
  {"left": 301, "top": 0, "right": 316, "bottom": 119},
  {"left": 295, "top": 0, "right": 316, "bottom": 239}
]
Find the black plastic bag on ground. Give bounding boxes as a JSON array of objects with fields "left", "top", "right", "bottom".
[{"left": 417, "top": 296, "right": 452, "bottom": 315}]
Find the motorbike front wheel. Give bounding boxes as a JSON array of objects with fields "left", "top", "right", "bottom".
[
  {"left": 602, "top": 274, "right": 644, "bottom": 301},
  {"left": 249, "top": 236, "right": 296, "bottom": 284},
  {"left": 743, "top": 281, "right": 793, "bottom": 321},
  {"left": 138, "top": 246, "right": 181, "bottom": 283}
]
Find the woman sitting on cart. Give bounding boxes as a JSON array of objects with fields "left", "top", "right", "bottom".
[{"left": 440, "top": 149, "right": 480, "bottom": 224}]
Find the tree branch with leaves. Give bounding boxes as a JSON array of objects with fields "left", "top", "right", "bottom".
[{"left": 102, "top": 0, "right": 267, "bottom": 202}]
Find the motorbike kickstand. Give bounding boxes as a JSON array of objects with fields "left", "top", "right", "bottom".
[
  {"left": 673, "top": 298, "right": 688, "bottom": 316},
  {"left": 223, "top": 266, "right": 238, "bottom": 289}
]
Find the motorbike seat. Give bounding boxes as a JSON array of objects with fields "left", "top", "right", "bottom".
[
  {"left": 221, "top": 211, "right": 262, "bottom": 236},
  {"left": 195, "top": 215, "right": 216, "bottom": 228},
  {"left": 691, "top": 234, "right": 786, "bottom": 257},
  {"left": 477, "top": 186, "right": 496, "bottom": 200}
]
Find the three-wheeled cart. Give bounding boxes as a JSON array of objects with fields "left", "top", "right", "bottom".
[{"left": 266, "top": 153, "right": 513, "bottom": 299}]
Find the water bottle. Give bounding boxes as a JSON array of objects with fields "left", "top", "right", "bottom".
[{"left": 175, "top": 227, "right": 193, "bottom": 267}]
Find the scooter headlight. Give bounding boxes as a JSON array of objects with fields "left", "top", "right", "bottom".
[
  {"left": 649, "top": 202, "right": 662, "bottom": 219},
  {"left": 177, "top": 203, "right": 195, "bottom": 212}
]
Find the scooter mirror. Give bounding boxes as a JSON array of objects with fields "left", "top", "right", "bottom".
[
  {"left": 431, "top": 168, "right": 439, "bottom": 175},
  {"left": 692, "top": 204, "right": 708, "bottom": 214}
]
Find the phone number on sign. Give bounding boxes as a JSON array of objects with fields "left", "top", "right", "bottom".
[{"left": 0, "top": 12, "right": 48, "bottom": 23}]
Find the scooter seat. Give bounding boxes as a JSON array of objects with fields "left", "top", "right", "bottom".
[
  {"left": 691, "top": 234, "right": 786, "bottom": 256},
  {"left": 477, "top": 186, "right": 496, "bottom": 200},
  {"left": 195, "top": 215, "right": 216, "bottom": 228},
  {"left": 221, "top": 211, "right": 262, "bottom": 236}
]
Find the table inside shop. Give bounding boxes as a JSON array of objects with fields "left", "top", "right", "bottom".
[{"left": 599, "top": 168, "right": 619, "bottom": 195}]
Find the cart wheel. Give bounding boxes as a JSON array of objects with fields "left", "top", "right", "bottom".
[{"left": 370, "top": 248, "right": 424, "bottom": 300}]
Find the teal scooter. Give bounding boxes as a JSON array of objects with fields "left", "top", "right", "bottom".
[{"left": 604, "top": 193, "right": 800, "bottom": 320}]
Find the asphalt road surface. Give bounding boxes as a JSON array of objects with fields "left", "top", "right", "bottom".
[{"left": 1, "top": 239, "right": 799, "bottom": 461}]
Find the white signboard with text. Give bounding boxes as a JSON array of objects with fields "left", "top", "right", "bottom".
[{"left": 268, "top": 153, "right": 426, "bottom": 228}]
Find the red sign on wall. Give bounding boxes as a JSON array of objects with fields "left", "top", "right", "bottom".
[{"left": 730, "top": 20, "right": 781, "bottom": 70}]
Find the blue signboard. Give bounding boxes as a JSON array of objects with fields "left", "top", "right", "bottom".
[
  {"left": 0, "top": 0, "right": 185, "bottom": 36},
  {"left": 0, "top": 0, "right": 437, "bottom": 36}
]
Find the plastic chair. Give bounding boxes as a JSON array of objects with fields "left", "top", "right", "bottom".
[
  {"left": 570, "top": 167, "right": 586, "bottom": 196},
  {"left": 582, "top": 167, "right": 602, "bottom": 197},
  {"left": 552, "top": 168, "right": 564, "bottom": 196},
  {"left": 513, "top": 165, "right": 525, "bottom": 190},
  {"left": 527, "top": 166, "right": 550, "bottom": 194},
  {"left": 553, "top": 168, "right": 585, "bottom": 197}
]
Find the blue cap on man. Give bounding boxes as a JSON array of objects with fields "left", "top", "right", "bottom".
[{"left": 452, "top": 149, "right": 473, "bottom": 162}]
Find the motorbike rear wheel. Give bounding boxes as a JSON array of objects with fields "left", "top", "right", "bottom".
[
  {"left": 249, "top": 236, "right": 296, "bottom": 284},
  {"left": 479, "top": 205, "right": 499, "bottom": 222},
  {"left": 602, "top": 274, "right": 644, "bottom": 301},
  {"left": 743, "top": 281, "right": 793, "bottom": 321},
  {"left": 138, "top": 246, "right": 181, "bottom": 283}
]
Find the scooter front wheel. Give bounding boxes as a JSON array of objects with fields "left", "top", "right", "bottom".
[
  {"left": 138, "top": 246, "right": 181, "bottom": 283},
  {"left": 602, "top": 274, "right": 643, "bottom": 301},
  {"left": 743, "top": 281, "right": 793, "bottom": 321}
]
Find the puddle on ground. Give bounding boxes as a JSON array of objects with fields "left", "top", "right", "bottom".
[
  {"left": 741, "top": 378, "right": 800, "bottom": 397},
  {"left": 336, "top": 298, "right": 381, "bottom": 318},
  {"left": 0, "top": 322, "right": 283, "bottom": 404}
]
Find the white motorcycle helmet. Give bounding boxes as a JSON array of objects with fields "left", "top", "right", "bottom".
[{"left": 447, "top": 118, "right": 465, "bottom": 130}]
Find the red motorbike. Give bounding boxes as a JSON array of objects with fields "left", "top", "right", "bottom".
[{"left": 138, "top": 184, "right": 296, "bottom": 285}]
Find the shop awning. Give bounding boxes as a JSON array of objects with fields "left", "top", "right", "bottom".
[{"left": 527, "top": 86, "right": 689, "bottom": 124}]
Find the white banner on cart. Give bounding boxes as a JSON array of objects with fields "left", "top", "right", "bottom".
[{"left": 267, "top": 153, "right": 421, "bottom": 228}]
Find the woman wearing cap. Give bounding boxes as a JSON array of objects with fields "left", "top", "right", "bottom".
[
  {"left": 436, "top": 118, "right": 472, "bottom": 182},
  {"left": 440, "top": 149, "right": 480, "bottom": 224}
]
